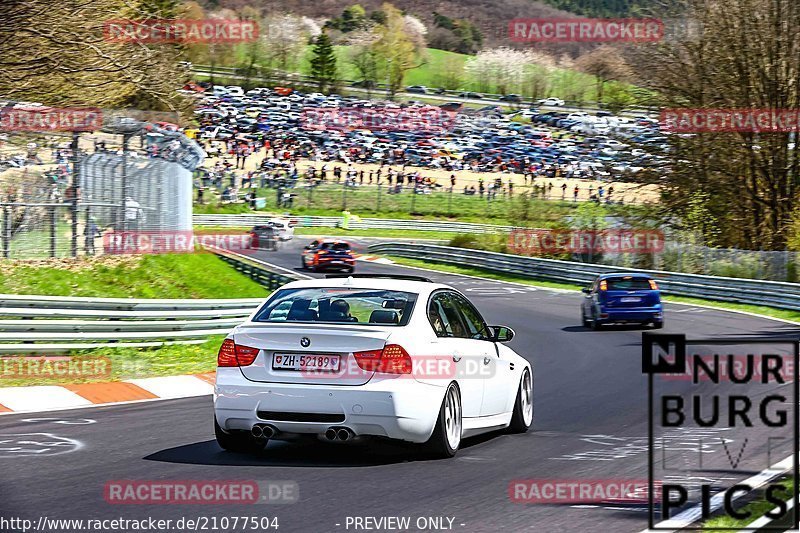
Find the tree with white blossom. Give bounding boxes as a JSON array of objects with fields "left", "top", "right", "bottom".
[{"left": 464, "top": 48, "right": 526, "bottom": 95}]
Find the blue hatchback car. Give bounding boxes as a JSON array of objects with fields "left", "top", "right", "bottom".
[{"left": 581, "top": 273, "right": 663, "bottom": 329}]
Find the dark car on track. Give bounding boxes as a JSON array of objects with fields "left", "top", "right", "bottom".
[
  {"left": 301, "top": 239, "right": 356, "bottom": 273},
  {"left": 581, "top": 273, "right": 663, "bottom": 329},
  {"left": 248, "top": 225, "right": 278, "bottom": 250}
]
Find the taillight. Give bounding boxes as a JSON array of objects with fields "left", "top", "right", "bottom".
[
  {"left": 217, "top": 339, "right": 259, "bottom": 367},
  {"left": 353, "top": 344, "right": 412, "bottom": 374},
  {"left": 649, "top": 279, "right": 659, "bottom": 290},
  {"left": 235, "top": 344, "right": 259, "bottom": 366},
  {"left": 599, "top": 280, "right": 608, "bottom": 291}
]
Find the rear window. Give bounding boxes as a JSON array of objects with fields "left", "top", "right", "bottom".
[
  {"left": 253, "top": 288, "right": 417, "bottom": 326},
  {"left": 320, "top": 242, "right": 349, "bottom": 251},
  {"left": 605, "top": 277, "right": 653, "bottom": 290}
]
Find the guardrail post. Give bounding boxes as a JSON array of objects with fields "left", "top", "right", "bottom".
[
  {"left": 2, "top": 205, "right": 9, "bottom": 259},
  {"left": 70, "top": 131, "right": 80, "bottom": 258},
  {"left": 49, "top": 206, "right": 57, "bottom": 258}
]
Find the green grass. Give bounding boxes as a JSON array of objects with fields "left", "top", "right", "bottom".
[
  {"left": 193, "top": 184, "right": 620, "bottom": 227},
  {"left": 190, "top": 224, "right": 455, "bottom": 240},
  {"left": 0, "top": 336, "right": 226, "bottom": 387},
  {"left": 293, "top": 227, "right": 449, "bottom": 240},
  {"left": 296, "top": 47, "right": 469, "bottom": 89},
  {"left": 703, "top": 478, "right": 794, "bottom": 531},
  {"left": 0, "top": 253, "right": 269, "bottom": 298},
  {"left": 384, "top": 255, "right": 800, "bottom": 322},
  {"left": 7, "top": 220, "right": 74, "bottom": 259}
]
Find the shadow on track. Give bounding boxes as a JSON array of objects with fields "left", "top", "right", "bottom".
[{"left": 144, "top": 431, "right": 505, "bottom": 468}]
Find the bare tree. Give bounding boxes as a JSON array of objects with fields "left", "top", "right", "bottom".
[
  {"left": 633, "top": 0, "right": 800, "bottom": 250},
  {"left": 574, "top": 45, "right": 632, "bottom": 104},
  {"left": 0, "top": 0, "right": 188, "bottom": 111}
]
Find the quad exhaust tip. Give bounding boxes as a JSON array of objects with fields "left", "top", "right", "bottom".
[
  {"left": 325, "top": 426, "right": 355, "bottom": 441},
  {"left": 251, "top": 424, "right": 276, "bottom": 439}
]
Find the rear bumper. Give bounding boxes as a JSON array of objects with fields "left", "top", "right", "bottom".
[
  {"left": 214, "top": 368, "right": 445, "bottom": 443},
  {"left": 599, "top": 307, "right": 662, "bottom": 323},
  {"left": 314, "top": 257, "right": 355, "bottom": 270}
]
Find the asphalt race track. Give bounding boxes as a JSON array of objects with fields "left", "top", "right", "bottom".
[{"left": 1, "top": 237, "right": 797, "bottom": 533}]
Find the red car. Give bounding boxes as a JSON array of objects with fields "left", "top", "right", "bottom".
[{"left": 301, "top": 239, "right": 355, "bottom": 273}]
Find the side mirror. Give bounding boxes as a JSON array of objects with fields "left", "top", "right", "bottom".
[
  {"left": 490, "top": 325, "right": 515, "bottom": 343},
  {"left": 581, "top": 287, "right": 591, "bottom": 294}
]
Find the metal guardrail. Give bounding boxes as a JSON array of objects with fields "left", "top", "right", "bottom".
[
  {"left": 209, "top": 246, "right": 300, "bottom": 289},
  {"left": 0, "top": 249, "right": 300, "bottom": 354},
  {"left": 193, "top": 214, "right": 513, "bottom": 234},
  {"left": 0, "top": 298, "right": 258, "bottom": 353},
  {"left": 367, "top": 243, "right": 800, "bottom": 311},
  {"left": 0, "top": 294, "right": 262, "bottom": 311}
]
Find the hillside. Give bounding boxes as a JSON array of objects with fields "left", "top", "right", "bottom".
[
  {"left": 540, "top": 0, "right": 664, "bottom": 17},
  {"left": 218, "top": 0, "right": 579, "bottom": 49}
]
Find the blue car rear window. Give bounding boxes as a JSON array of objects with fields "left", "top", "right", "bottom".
[{"left": 606, "top": 278, "right": 652, "bottom": 290}]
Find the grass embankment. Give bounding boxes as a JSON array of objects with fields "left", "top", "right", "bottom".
[
  {"left": 0, "top": 254, "right": 268, "bottom": 387},
  {"left": 194, "top": 186, "right": 647, "bottom": 226},
  {"left": 0, "top": 253, "right": 268, "bottom": 298}
]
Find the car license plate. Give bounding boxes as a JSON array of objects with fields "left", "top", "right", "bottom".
[
  {"left": 331, "top": 260, "right": 343, "bottom": 264},
  {"left": 272, "top": 353, "right": 340, "bottom": 372},
  {"left": 621, "top": 297, "right": 641, "bottom": 303}
]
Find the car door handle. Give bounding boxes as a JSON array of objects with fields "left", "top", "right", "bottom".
[{"left": 483, "top": 357, "right": 491, "bottom": 365}]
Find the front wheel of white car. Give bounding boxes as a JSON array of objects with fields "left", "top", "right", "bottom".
[
  {"left": 425, "top": 382, "right": 462, "bottom": 458},
  {"left": 508, "top": 367, "right": 533, "bottom": 433}
]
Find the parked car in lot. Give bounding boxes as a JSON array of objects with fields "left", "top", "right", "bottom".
[
  {"left": 406, "top": 85, "right": 428, "bottom": 94},
  {"left": 439, "top": 102, "right": 463, "bottom": 112},
  {"left": 536, "top": 97, "right": 565, "bottom": 106},
  {"left": 213, "top": 274, "right": 534, "bottom": 457},
  {"left": 301, "top": 239, "right": 355, "bottom": 272},
  {"left": 581, "top": 273, "right": 663, "bottom": 329}
]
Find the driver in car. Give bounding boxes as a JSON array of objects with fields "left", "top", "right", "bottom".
[{"left": 329, "top": 299, "right": 356, "bottom": 321}]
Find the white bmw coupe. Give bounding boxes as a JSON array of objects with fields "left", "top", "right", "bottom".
[{"left": 213, "top": 274, "right": 534, "bottom": 458}]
